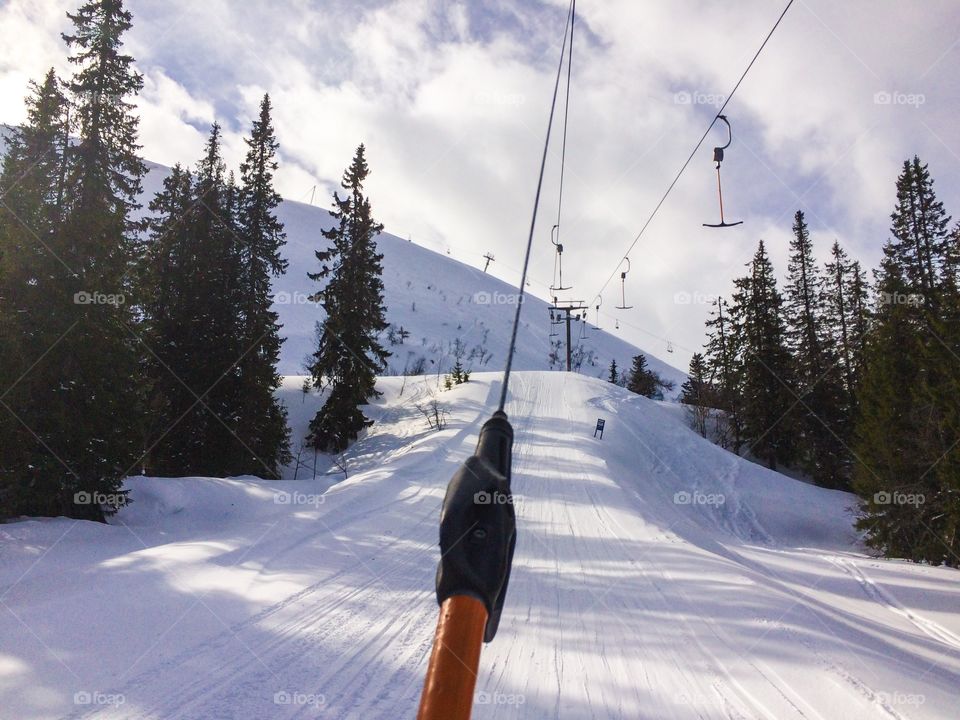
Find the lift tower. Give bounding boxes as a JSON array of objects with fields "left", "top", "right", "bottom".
[{"left": 548, "top": 298, "right": 589, "bottom": 371}]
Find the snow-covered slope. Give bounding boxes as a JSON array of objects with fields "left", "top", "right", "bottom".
[
  {"left": 3, "top": 372, "right": 957, "bottom": 719},
  {"left": 138, "top": 164, "right": 688, "bottom": 392},
  {"left": 271, "top": 198, "right": 686, "bottom": 389}
]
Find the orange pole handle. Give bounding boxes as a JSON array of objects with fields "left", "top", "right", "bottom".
[{"left": 417, "top": 595, "right": 489, "bottom": 720}]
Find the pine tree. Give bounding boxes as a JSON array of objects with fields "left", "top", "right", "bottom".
[
  {"left": 1, "top": 0, "right": 148, "bottom": 520},
  {"left": 884, "top": 157, "right": 951, "bottom": 309},
  {"left": 142, "top": 126, "right": 247, "bottom": 477},
  {"left": 680, "top": 352, "right": 711, "bottom": 437},
  {"left": 782, "top": 211, "right": 847, "bottom": 487},
  {"left": 704, "top": 296, "right": 743, "bottom": 452},
  {"left": 824, "top": 241, "right": 860, "bottom": 408},
  {"left": 0, "top": 70, "right": 71, "bottom": 517},
  {"left": 848, "top": 260, "right": 871, "bottom": 384},
  {"left": 235, "top": 94, "right": 291, "bottom": 476},
  {"left": 853, "top": 157, "right": 958, "bottom": 564},
  {"left": 932, "top": 222, "right": 960, "bottom": 559},
  {"left": 607, "top": 358, "right": 619, "bottom": 384},
  {"left": 626, "top": 354, "right": 661, "bottom": 398},
  {"left": 140, "top": 162, "right": 193, "bottom": 471},
  {"left": 731, "top": 241, "right": 795, "bottom": 471},
  {"left": 307, "top": 145, "right": 389, "bottom": 452}
]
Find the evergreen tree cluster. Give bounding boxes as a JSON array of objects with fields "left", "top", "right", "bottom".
[
  {"left": 0, "top": 1, "right": 294, "bottom": 519},
  {"left": 693, "top": 225, "right": 868, "bottom": 483},
  {"left": 1, "top": 1, "right": 145, "bottom": 520},
  {"left": 691, "top": 157, "right": 959, "bottom": 565},
  {"left": 141, "top": 101, "right": 291, "bottom": 479}
]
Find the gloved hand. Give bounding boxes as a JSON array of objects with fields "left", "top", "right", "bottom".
[{"left": 435, "top": 411, "right": 516, "bottom": 642}]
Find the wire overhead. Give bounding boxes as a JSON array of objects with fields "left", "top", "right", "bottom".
[
  {"left": 498, "top": 0, "right": 576, "bottom": 412},
  {"left": 591, "top": 0, "right": 796, "bottom": 302},
  {"left": 550, "top": 5, "right": 576, "bottom": 293}
]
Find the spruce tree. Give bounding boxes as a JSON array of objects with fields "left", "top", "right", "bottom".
[
  {"left": 0, "top": 70, "right": 71, "bottom": 517},
  {"left": 307, "top": 145, "right": 389, "bottom": 452},
  {"left": 2, "top": 0, "right": 148, "bottom": 520},
  {"left": 140, "top": 163, "right": 194, "bottom": 472},
  {"left": 824, "top": 241, "right": 860, "bottom": 408},
  {"left": 235, "top": 94, "right": 290, "bottom": 476},
  {"left": 884, "top": 157, "right": 951, "bottom": 308},
  {"left": 931, "top": 222, "right": 960, "bottom": 560},
  {"left": 731, "top": 241, "right": 795, "bottom": 471},
  {"left": 914, "top": 299, "right": 960, "bottom": 565},
  {"left": 0, "top": 70, "right": 69, "bottom": 226},
  {"left": 853, "top": 255, "right": 930, "bottom": 559},
  {"left": 142, "top": 126, "right": 247, "bottom": 477},
  {"left": 704, "top": 296, "right": 743, "bottom": 452},
  {"left": 854, "top": 157, "right": 957, "bottom": 564},
  {"left": 680, "top": 352, "right": 711, "bottom": 437},
  {"left": 783, "top": 211, "right": 847, "bottom": 487},
  {"left": 848, "top": 260, "right": 870, "bottom": 384},
  {"left": 626, "top": 354, "right": 665, "bottom": 398},
  {"left": 607, "top": 358, "right": 618, "bottom": 384}
]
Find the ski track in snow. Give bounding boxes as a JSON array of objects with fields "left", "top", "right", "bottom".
[
  {"left": 3, "top": 372, "right": 959, "bottom": 720},
  {"left": 827, "top": 555, "right": 960, "bottom": 653}
]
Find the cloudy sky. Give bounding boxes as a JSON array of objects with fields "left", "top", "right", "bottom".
[{"left": 1, "top": 0, "right": 958, "bottom": 370}]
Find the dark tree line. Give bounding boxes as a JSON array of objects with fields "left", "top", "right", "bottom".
[
  {"left": 142, "top": 103, "right": 291, "bottom": 480},
  {"left": 686, "top": 157, "right": 959, "bottom": 565},
  {"left": 1, "top": 0, "right": 393, "bottom": 520},
  {"left": 0, "top": 0, "right": 147, "bottom": 520},
  {"left": 1, "top": 1, "right": 390, "bottom": 521},
  {"left": 607, "top": 354, "right": 674, "bottom": 400}
]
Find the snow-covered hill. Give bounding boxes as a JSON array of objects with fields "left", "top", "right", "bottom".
[
  {"left": 270, "top": 197, "right": 686, "bottom": 388},
  {"left": 139, "top": 164, "right": 688, "bottom": 392},
  {"left": 3, "top": 151, "right": 685, "bottom": 393},
  {"left": 3, "top": 372, "right": 958, "bottom": 719}
]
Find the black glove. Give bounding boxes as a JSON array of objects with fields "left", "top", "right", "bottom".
[{"left": 435, "top": 411, "right": 516, "bottom": 642}]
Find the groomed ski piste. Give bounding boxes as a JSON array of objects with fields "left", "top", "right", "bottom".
[{"left": 2, "top": 371, "right": 959, "bottom": 719}]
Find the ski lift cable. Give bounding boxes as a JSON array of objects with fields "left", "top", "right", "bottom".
[
  {"left": 417, "top": 8, "right": 576, "bottom": 719},
  {"left": 610, "top": 310, "right": 697, "bottom": 356},
  {"left": 553, "top": 6, "right": 575, "bottom": 253},
  {"left": 555, "top": 5, "right": 574, "bottom": 238},
  {"left": 590, "top": 0, "right": 795, "bottom": 302},
  {"left": 549, "top": 5, "right": 575, "bottom": 293},
  {"left": 498, "top": 0, "right": 576, "bottom": 412}
]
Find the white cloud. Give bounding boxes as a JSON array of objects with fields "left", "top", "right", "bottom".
[
  {"left": 2, "top": 0, "right": 959, "bottom": 369},
  {"left": 135, "top": 70, "right": 215, "bottom": 168},
  {"left": 0, "top": 0, "right": 71, "bottom": 124}
]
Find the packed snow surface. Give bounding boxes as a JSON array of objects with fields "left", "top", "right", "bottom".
[{"left": 2, "top": 372, "right": 959, "bottom": 719}]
